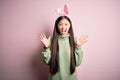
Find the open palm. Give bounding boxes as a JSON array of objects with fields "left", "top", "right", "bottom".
[
  {"left": 39, "top": 33, "right": 50, "bottom": 48},
  {"left": 76, "top": 34, "right": 88, "bottom": 47}
]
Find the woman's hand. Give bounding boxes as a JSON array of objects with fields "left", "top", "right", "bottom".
[
  {"left": 39, "top": 33, "right": 51, "bottom": 48},
  {"left": 76, "top": 34, "right": 88, "bottom": 47}
]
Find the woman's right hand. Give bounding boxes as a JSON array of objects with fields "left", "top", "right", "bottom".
[{"left": 39, "top": 33, "right": 51, "bottom": 48}]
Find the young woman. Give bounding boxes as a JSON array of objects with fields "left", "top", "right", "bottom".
[{"left": 39, "top": 16, "right": 88, "bottom": 80}]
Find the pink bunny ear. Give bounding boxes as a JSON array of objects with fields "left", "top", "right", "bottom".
[
  {"left": 56, "top": 8, "right": 63, "bottom": 16},
  {"left": 64, "top": 4, "right": 70, "bottom": 15}
]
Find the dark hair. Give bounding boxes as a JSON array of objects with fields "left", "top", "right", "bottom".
[{"left": 50, "top": 16, "right": 76, "bottom": 75}]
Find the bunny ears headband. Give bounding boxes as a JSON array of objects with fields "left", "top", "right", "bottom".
[{"left": 55, "top": 4, "right": 70, "bottom": 16}]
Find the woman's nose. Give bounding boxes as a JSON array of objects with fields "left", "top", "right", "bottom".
[{"left": 62, "top": 25, "right": 66, "bottom": 28}]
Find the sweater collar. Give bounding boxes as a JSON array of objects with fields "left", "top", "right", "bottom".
[{"left": 57, "top": 33, "right": 70, "bottom": 39}]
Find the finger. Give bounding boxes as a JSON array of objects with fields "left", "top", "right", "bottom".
[
  {"left": 48, "top": 36, "right": 51, "bottom": 41},
  {"left": 41, "top": 33, "right": 44, "bottom": 38},
  {"left": 42, "top": 33, "right": 46, "bottom": 38},
  {"left": 38, "top": 33, "right": 42, "bottom": 38},
  {"left": 39, "top": 34, "right": 43, "bottom": 41},
  {"left": 41, "top": 33, "right": 46, "bottom": 40},
  {"left": 84, "top": 37, "right": 88, "bottom": 42},
  {"left": 84, "top": 35, "right": 88, "bottom": 39},
  {"left": 85, "top": 36, "right": 88, "bottom": 39},
  {"left": 39, "top": 33, "right": 44, "bottom": 41},
  {"left": 86, "top": 37, "right": 88, "bottom": 42}
]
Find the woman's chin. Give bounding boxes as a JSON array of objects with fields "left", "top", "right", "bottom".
[{"left": 60, "top": 33, "right": 67, "bottom": 36}]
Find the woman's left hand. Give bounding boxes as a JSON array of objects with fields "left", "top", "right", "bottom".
[{"left": 76, "top": 34, "right": 88, "bottom": 47}]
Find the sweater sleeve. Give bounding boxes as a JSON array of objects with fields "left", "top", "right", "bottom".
[
  {"left": 42, "top": 48, "right": 51, "bottom": 64},
  {"left": 74, "top": 46, "right": 83, "bottom": 66}
]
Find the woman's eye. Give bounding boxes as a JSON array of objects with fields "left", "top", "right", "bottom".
[
  {"left": 65, "top": 24, "right": 68, "bottom": 26},
  {"left": 58, "top": 24, "right": 62, "bottom": 26}
]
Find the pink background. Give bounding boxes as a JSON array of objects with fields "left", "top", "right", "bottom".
[{"left": 1, "top": 0, "right": 120, "bottom": 80}]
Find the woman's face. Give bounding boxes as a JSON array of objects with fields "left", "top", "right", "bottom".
[{"left": 58, "top": 18, "right": 70, "bottom": 36}]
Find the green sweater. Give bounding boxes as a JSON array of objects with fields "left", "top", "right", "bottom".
[{"left": 42, "top": 34, "right": 83, "bottom": 80}]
